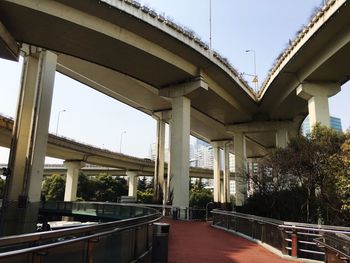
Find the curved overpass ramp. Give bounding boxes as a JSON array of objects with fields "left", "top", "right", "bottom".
[
  {"left": 0, "top": 0, "right": 258, "bottom": 140},
  {"left": 0, "top": 115, "right": 218, "bottom": 179},
  {"left": 260, "top": 0, "right": 350, "bottom": 122}
]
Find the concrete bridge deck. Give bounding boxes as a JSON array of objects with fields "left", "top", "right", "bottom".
[{"left": 163, "top": 218, "right": 291, "bottom": 263}]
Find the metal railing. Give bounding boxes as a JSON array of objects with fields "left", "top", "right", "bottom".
[
  {"left": 40, "top": 201, "right": 156, "bottom": 220},
  {"left": 315, "top": 233, "right": 350, "bottom": 262},
  {"left": 0, "top": 201, "right": 161, "bottom": 263},
  {"left": 212, "top": 209, "right": 350, "bottom": 262},
  {"left": 128, "top": 203, "right": 207, "bottom": 220}
]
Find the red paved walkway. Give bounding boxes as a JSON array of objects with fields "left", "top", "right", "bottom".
[{"left": 162, "top": 219, "right": 292, "bottom": 263}]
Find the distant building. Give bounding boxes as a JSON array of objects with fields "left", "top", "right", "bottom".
[
  {"left": 195, "top": 146, "right": 213, "bottom": 169},
  {"left": 330, "top": 116, "right": 342, "bottom": 131},
  {"left": 229, "top": 153, "right": 235, "bottom": 172},
  {"left": 302, "top": 115, "right": 342, "bottom": 135},
  {"left": 148, "top": 143, "right": 169, "bottom": 162}
]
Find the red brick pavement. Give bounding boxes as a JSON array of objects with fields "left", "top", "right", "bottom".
[{"left": 162, "top": 218, "right": 292, "bottom": 263}]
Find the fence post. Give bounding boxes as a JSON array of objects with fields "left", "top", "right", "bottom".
[
  {"left": 291, "top": 227, "right": 298, "bottom": 257},
  {"left": 261, "top": 223, "right": 265, "bottom": 243},
  {"left": 280, "top": 228, "right": 288, "bottom": 255}
]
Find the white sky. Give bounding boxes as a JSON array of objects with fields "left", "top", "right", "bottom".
[{"left": 0, "top": 0, "right": 349, "bottom": 164}]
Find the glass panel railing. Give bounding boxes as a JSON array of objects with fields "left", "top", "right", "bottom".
[
  {"left": 40, "top": 241, "right": 86, "bottom": 263},
  {"left": 0, "top": 201, "right": 161, "bottom": 263}
]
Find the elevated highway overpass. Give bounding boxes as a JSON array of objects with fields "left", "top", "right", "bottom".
[
  {"left": 0, "top": 0, "right": 348, "bottom": 230},
  {"left": 0, "top": 114, "right": 219, "bottom": 179}
]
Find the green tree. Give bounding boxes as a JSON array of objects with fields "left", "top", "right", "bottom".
[
  {"left": 332, "top": 139, "right": 350, "bottom": 217},
  {"left": 0, "top": 177, "right": 5, "bottom": 198},
  {"left": 77, "top": 173, "right": 97, "bottom": 201},
  {"left": 245, "top": 125, "right": 350, "bottom": 224},
  {"left": 138, "top": 176, "right": 151, "bottom": 191},
  {"left": 94, "top": 173, "right": 127, "bottom": 202},
  {"left": 189, "top": 181, "right": 213, "bottom": 209},
  {"left": 41, "top": 174, "right": 65, "bottom": 201},
  {"left": 137, "top": 188, "right": 154, "bottom": 203}
]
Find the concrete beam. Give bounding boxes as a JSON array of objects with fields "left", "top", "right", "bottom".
[
  {"left": 226, "top": 120, "right": 294, "bottom": 134},
  {"left": 9, "top": 0, "right": 198, "bottom": 77},
  {"left": 297, "top": 82, "right": 341, "bottom": 128},
  {"left": 159, "top": 76, "right": 208, "bottom": 98},
  {"left": 0, "top": 21, "right": 19, "bottom": 61}
]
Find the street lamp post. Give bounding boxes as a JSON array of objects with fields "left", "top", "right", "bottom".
[
  {"left": 119, "top": 131, "right": 126, "bottom": 153},
  {"left": 209, "top": 0, "right": 212, "bottom": 49},
  {"left": 245, "top": 50, "right": 258, "bottom": 92},
  {"left": 55, "top": 109, "right": 66, "bottom": 135}
]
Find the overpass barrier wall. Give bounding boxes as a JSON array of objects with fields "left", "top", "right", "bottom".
[
  {"left": 212, "top": 209, "right": 350, "bottom": 262},
  {"left": 0, "top": 201, "right": 161, "bottom": 263},
  {"left": 127, "top": 203, "right": 207, "bottom": 220}
]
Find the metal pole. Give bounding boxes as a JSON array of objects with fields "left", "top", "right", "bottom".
[
  {"left": 209, "top": 0, "right": 212, "bottom": 49},
  {"left": 245, "top": 50, "right": 258, "bottom": 92},
  {"left": 253, "top": 50, "right": 258, "bottom": 92},
  {"left": 55, "top": 109, "right": 66, "bottom": 135}
]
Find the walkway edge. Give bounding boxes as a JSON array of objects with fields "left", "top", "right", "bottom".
[{"left": 211, "top": 225, "right": 322, "bottom": 263}]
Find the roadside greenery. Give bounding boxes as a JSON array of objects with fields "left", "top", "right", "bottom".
[
  {"left": 189, "top": 180, "right": 213, "bottom": 209},
  {"left": 243, "top": 124, "right": 350, "bottom": 225},
  {"left": 41, "top": 173, "right": 127, "bottom": 202},
  {"left": 0, "top": 177, "right": 6, "bottom": 198},
  {"left": 137, "top": 176, "right": 154, "bottom": 203}
]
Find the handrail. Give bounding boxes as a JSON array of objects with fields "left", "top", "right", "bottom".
[
  {"left": 0, "top": 215, "right": 161, "bottom": 259},
  {"left": 212, "top": 209, "right": 283, "bottom": 226},
  {"left": 213, "top": 209, "right": 350, "bottom": 232},
  {"left": 0, "top": 212, "right": 159, "bottom": 246},
  {"left": 315, "top": 238, "right": 350, "bottom": 260},
  {"left": 0, "top": 201, "right": 162, "bottom": 262},
  {"left": 211, "top": 209, "right": 350, "bottom": 262},
  {"left": 279, "top": 225, "right": 350, "bottom": 235}
]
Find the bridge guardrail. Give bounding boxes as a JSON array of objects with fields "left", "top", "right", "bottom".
[
  {"left": 212, "top": 209, "right": 350, "bottom": 262},
  {"left": 315, "top": 233, "right": 350, "bottom": 262},
  {"left": 0, "top": 201, "right": 161, "bottom": 263},
  {"left": 129, "top": 203, "right": 207, "bottom": 220}
]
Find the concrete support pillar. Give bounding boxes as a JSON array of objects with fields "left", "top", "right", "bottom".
[
  {"left": 166, "top": 118, "right": 172, "bottom": 205},
  {"left": 169, "top": 96, "right": 191, "bottom": 216},
  {"left": 223, "top": 143, "right": 231, "bottom": 205},
  {"left": 211, "top": 142, "right": 221, "bottom": 204},
  {"left": 276, "top": 129, "right": 289, "bottom": 148},
  {"left": 0, "top": 49, "right": 57, "bottom": 235},
  {"left": 234, "top": 133, "right": 247, "bottom": 207},
  {"left": 220, "top": 180, "right": 224, "bottom": 204},
  {"left": 153, "top": 119, "right": 165, "bottom": 202},
  {"left": 297, "top": 83, "right": 340, "bottom": 130},
  {"left": 64, "top": 161, "right": 85, "bottom": 201},
  {"left": 126, "top": 171, "right": 138, "bottom": 198}
]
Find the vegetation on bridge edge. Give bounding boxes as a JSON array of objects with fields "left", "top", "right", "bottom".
[{"left": 241, "top": 124, "right": 350, "bottom": 226}]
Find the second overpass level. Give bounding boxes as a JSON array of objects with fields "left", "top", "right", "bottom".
[{"left": 0, "top": 114, "right": 222, "bottom": 179}]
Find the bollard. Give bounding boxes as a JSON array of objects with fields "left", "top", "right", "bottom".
[
  {"left": 152, "top": 222, "right": 170, "bottom": 263},
  {"left": 291, "top": 227, "right": 298, "bottom": 257},
  {"left": 172, "top": 207, "right": 178, "bottom": 220}
]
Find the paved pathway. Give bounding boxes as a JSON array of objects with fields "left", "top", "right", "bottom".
[{"left": 162, "top": 219, "right": 292, "bottom": 263}]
